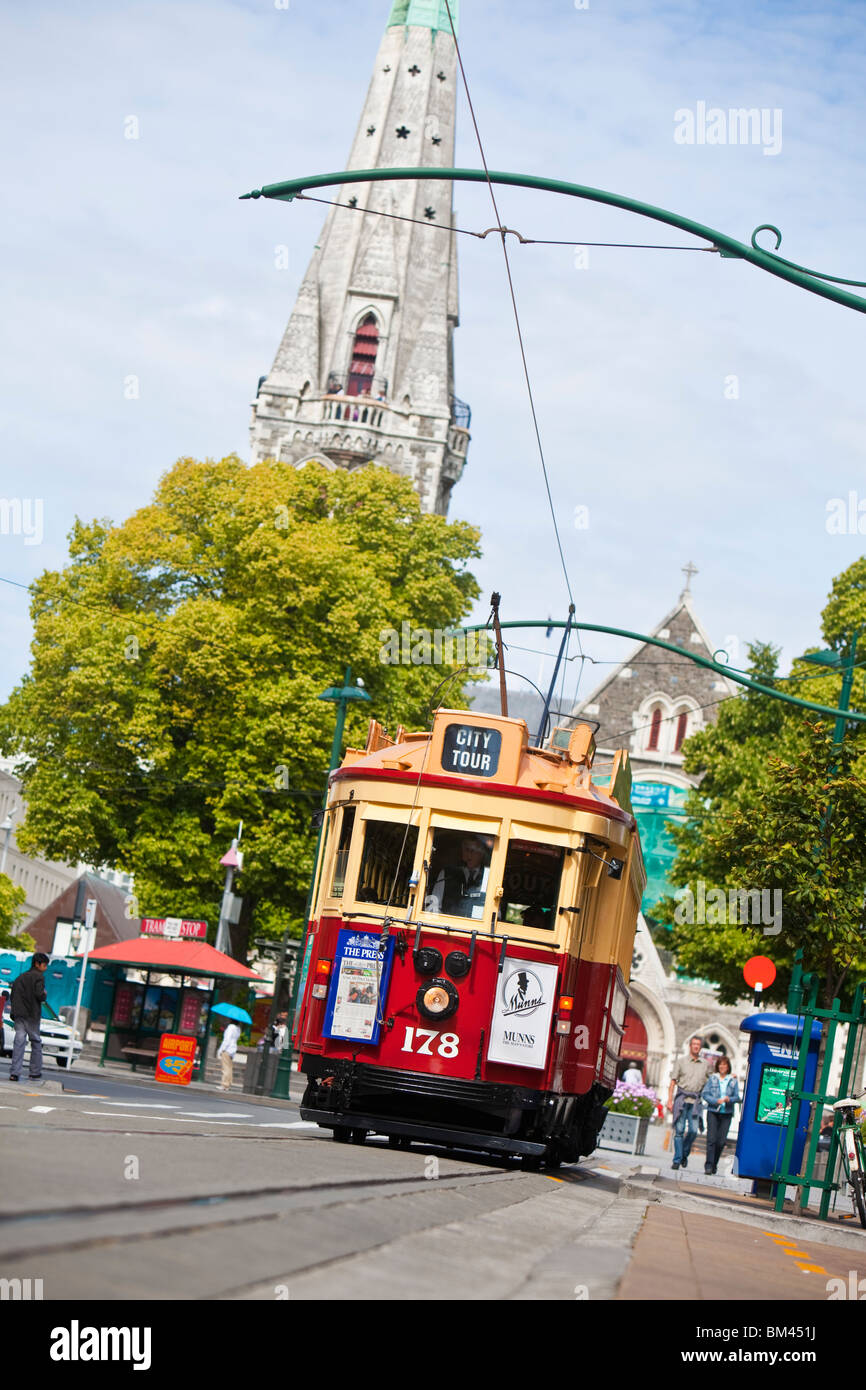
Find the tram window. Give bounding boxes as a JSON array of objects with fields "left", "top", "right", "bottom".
[
  {"left": 424, "top": 829, "right": 494, "bottom": 921},
  {"left": 499, "top": 839, "right": 565, "bottom": 931},
  {"left": 356, "top": 819, "right": 419, "bottom": 908},
  {"left": 330, "top": 807, "right": 356, "bottom": 898}
]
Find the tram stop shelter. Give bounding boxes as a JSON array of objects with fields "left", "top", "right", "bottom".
[{"left": 87, "top": 937, "right": 264, "bottom": 1079}]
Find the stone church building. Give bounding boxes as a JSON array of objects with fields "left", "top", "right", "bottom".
[{"left": 250, "top": 0, "right": 470, "bottom": 517}]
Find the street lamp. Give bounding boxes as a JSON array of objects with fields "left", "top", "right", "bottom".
[
  {"left": 800, "top": 633, "right": 861, "bottom": 751},
  {"left": 214, "top": 822, "right": 244, "bottom": 957},
  {"left": 66, "top": 898, "right": 97, "bottom": 1066},
  {"left": 268, "top": 667, "right": 371, "bottom": 1100}
]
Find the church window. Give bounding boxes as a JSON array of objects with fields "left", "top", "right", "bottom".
[
  {"left": 408, "top": 65, "right": 421, "bottom": 76},
  {"left": 647, "top": 708, "right": 662, "bottom": 751},
  {"left": 674, "top": 711, "right": 689, "bottom": 752},
  {"left": 347, "top": 314, "right": 379, "bottom": 397},
  {"left": 437, "top": 71, "right": 447, "bottom": 81},
  {"left": 367, "top": 126, "right": 376, "bottom": 136},
  {"left": 431, "top": 135, "right": 442, "bottom": 145},
  {"left": 424, "top": 207, "right": 436, "bottom": 220},
  {"left": 395, "top": 125, "right": 410, "bottom": 139}
]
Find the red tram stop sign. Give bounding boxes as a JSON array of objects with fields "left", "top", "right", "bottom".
[
  {"left": 156, "top": 1033, "right": 197, "bottom": 1085},
  {"left": 744, "top": 955, "right": 777, "bottom": 996}
]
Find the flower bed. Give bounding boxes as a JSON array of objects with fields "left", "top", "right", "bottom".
[
  {"left": 597, "top": 1080, "right": 659, "bottom": 1154},
  {"left": 604, "top": 1080, "right": 657, "bottom": 1118}
]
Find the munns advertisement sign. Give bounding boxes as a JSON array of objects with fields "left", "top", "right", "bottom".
[{"left": 486, "top": 958, "right": 558, "bottom": 1069}]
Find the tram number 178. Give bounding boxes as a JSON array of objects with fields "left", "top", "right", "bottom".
[{"left": 401, "top": 1027, "right": 460, "bottom": 1057}]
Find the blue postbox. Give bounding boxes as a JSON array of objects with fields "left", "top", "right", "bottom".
[{"left": 735, "top": 1012, "right": 822, "bottom": 1188}]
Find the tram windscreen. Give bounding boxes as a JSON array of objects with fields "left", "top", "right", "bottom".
[
  {"left": 424, "top": 829, "right": 494, "bottom": 920},
  {"left": 330, "top": 806, "right": 356, "bottom": 898},
  {"left": 499, "top": 839, "right": 564, "bottom": 930},
  {"left": 357, "top": 819, "right": 419, "bottom": 908}
]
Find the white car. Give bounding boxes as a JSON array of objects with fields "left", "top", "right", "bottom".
[{"left": 1, "top": 1001, "right": 83, "bottom": 1068}]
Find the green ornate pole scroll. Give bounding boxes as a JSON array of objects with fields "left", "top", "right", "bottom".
[
  {"left": 458, "top": 618, "right": 866, "bottom": 726},
  {"left": 242, "top": 167, "right": 866, "bottom": 315}
]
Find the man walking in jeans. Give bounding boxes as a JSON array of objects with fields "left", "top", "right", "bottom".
[
  {"left": 9, "top": 952, "right": 49, "bottom": 1083},
  {"left": 667, "top": 1034, "right": 711, "bottom": 1170}
]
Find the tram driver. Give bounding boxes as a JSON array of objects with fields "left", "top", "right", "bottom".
[{"left": 425, "top": 834, "right": 491, "bottom": 919}]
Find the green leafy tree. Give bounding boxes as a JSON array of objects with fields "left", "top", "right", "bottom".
[
  {"left": 0, "top": 458, "right": 481, "bottom": 957},
  {"left": 0, "top": 873, "right": 32, "bottom": 951},
  {"left": 657, "top": 567, "right": 866, "bottom": 1008}
]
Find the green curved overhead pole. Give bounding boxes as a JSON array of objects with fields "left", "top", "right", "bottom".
[
  {"left": 241, "top": 167, "right": 866, "bottom": 314},
  {"left": 456, "top": 618, "right": 866, "bottom": 725}
]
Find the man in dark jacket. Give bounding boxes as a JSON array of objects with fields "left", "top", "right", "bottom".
[{"left": 9, "top": 952, "right": 49, "bottom": 1082}]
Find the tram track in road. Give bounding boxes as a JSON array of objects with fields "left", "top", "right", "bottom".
[
  {"left": 0, "top": 1160, "right": 507, "bottom": 1235},
  {"left": 0, "top": 1138, "right": 627, "bottom": 1300},
  {"left": 0, "top": 1158, "right": 526, "bottom": 1263}
]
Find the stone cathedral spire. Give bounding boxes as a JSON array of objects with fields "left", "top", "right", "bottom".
[{"left": 249, "top": 0, "right": 470, "bottom": 516}]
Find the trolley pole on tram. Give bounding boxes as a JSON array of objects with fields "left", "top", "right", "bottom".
[{"left": 269, "top": 668, "right": 371, "bottom": 1099}]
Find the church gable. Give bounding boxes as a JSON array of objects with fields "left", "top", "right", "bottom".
[{"left": 572, "top": 593, "right": 734, "bottom": 756}]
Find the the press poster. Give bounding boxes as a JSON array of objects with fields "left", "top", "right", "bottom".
[
  {"left": 324, "top": 930, "right": 395, "bottom": 1045},
  {"left": 487, "top": 958, "right": 558, "bottom": 1069}
]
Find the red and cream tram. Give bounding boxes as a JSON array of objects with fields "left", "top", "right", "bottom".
[{"left": 296, "top": 708, "right": 645, "bottom": 1165}]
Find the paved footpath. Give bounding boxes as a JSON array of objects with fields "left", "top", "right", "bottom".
[
  {"left": 597, "top": 1120, "right": 866, "bottom": 1302},
  {"left": 619, "top": 1203, "right": 866, "bottom": 1301}
]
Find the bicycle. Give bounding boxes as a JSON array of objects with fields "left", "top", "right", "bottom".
[{"left": 832, "top": 1093, "right": 866, "bottom": 1229}]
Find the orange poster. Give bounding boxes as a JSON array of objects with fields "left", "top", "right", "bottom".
[{"left": 156, "top": 1032, "right": 197, "bottom": 1086}]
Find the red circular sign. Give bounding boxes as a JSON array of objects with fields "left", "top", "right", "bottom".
[{"left": 743, "top": 955, "right": 777, "bottom": 990}]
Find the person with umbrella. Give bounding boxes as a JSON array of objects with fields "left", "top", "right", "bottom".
[{"left": 212, "top": 1003, "right": 251, "bottom": 1092}]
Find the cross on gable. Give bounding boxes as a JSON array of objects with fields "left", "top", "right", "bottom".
[{"left": 681, "top": 560, "right": 698, "bottom": 595}]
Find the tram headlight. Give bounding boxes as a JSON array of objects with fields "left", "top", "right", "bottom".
[
  {"left": 413, "top": 946, "right": 443, "bottom": 976},
  {"left": 416, "top": 977, "right": 459, "bottom": 1021},
  {"left": 444, "top": 950, "right": 471, "bottom": 979}
]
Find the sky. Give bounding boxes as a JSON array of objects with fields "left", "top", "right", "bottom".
[{"left": 2, "top": 0, "right": 865, "bottom": 716}]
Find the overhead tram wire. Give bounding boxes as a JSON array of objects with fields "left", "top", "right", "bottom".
[
  {"left": 292, "top": 191, "right": 712, "bottom": 253},
  {"left": 442, "top": 0, "right": 581, "bottom": 657}
]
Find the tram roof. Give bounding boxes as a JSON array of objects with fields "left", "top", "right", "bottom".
[{"left": 335, "top": 709, "right": 635, "bottom": 825}]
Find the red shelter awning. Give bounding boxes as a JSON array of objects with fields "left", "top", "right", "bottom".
[{"left": 87, "top": 937, "right": 264, "bottom": 981}]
